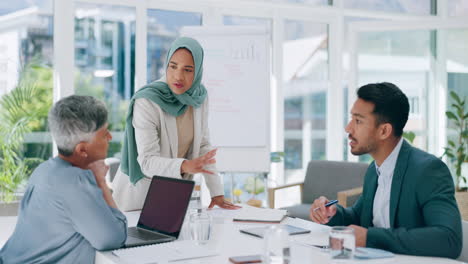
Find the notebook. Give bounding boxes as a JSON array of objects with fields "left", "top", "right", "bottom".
[
  {"left": 113, "top": 240, "right": 218, "bottom": 263},
  {"left": 233, "top": 206, "right": 287, "bottom": 223},
  {"left": 122, "top": 176, "right": 194, "bottom": 248},
  {"left": 240, "top": 224, "right": 311, "bottom": 238}
]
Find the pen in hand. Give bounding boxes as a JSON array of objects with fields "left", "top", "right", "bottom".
[{"left": 312, "top": 199, "right": 338, "bottom": 212}]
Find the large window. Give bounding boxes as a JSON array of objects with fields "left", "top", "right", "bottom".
[
  {"left": 223, "top": 16, "right": 271, "bottom": 31},
  {"left": 354, "top": 30, "right": 433, "bottom": 162},
  {"left": 283, "top": 20, "right": 328, "bottom": 183},
  {"left": 0, "top": 0, "right": 54, "bottom": 165},
  {"left": 344, "top": 0, "right": 433, "bottom": 15},
  {"left": 147, "top": 9, "right": 201, "bottom": 83},
  {"left": 74, "top": 3, "right": 135, "bottom": 158},
  {"left": 448, "top": 0, "right": 468, "bottom": 16},
  {"left": 0, "top": 0, "right": 53, "bottom": 201},
  {"left": 446, "top": 28, "right": 468, "bottom": 185}
]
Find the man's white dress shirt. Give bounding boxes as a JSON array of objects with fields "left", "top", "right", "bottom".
[{"left": 372, "top": 138, "right": 404, "bottom": 228}]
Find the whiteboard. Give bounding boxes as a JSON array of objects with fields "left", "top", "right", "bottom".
[{"left": 181, "top": 26, "right": 270, "bottom": 172}]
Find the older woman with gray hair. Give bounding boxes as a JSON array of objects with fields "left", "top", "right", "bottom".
[{"left": 0, "top": 95, "right": 128, "bottom": 264}]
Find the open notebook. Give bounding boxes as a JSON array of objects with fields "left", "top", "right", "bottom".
[{"left": 112, "top": 240, "right": 218, "bottom": 263}]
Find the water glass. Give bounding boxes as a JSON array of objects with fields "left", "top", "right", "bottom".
[
  {"left": 329, "top": 226, "right": 355, "bottom": 260},
  {"left": 188, "top": 189, "right": 202, "bottom": 215},
  {"left": 189, "top": 212, "right": 212, "bottom": 245},
  {"left": 263, "top": 225, "right": 291, "bottom": 264}
]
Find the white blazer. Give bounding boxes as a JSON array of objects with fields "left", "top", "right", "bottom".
[{"left": 112, "top": 98, "right": 223, "bottom": 211}]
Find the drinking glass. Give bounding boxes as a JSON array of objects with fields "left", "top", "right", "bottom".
[
  {"left": 189, "top": 212, "right": 212, "bottom": 245},
  {"left": 329, "top": 226, "right": 355, "bottom": 260},
  {"left": 263, "top": 225, "right": 291, "bottom": 264}
]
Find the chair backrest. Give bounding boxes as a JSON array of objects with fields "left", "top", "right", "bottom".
[
  {"left": 458, "top": 220, "right": 468, "bottom": 262},
  {"left": 302, "top": 160, "right": 368, "bottom": 204}
]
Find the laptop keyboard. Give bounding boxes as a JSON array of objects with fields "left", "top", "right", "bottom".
[{"left": 128, "top": 227, "right": 170, "bottom": 241}]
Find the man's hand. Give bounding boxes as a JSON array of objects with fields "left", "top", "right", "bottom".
[
  {"left": 208, "top": 195, "right": 241, "bottom": 210},
  {"left": 87, "top": 159, "right": 109, "bottom": 186},
  {"left": 349, "top": 225, "right": 367, "bottom": 247},
  {"left": 309, "top": 196, "right": 337, "bottom": 224},
  {"left": 181, "top": 149, "right": 217, "bottom": 175}
]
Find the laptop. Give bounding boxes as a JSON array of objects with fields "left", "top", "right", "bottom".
[{"left": 123, "top": 176, "right": 194, "bottom": 248}]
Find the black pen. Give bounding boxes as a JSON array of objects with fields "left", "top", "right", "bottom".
[{"left": 312, "top": 245, "right": 329, "bottom": 249}]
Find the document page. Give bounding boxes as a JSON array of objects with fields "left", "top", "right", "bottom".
[
  {"left": 112, "top": 240, "right": 217, "bottom": 263},
  {"left": 232, "top": 205, "right": 287, "bottom": 223}
]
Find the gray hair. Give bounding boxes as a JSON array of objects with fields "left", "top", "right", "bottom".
[{"left": 48, "top": 95, "right": 108, "bottom": 156}]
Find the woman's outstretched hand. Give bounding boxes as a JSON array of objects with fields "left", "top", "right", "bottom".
[
  {"left": 181, "top": 149, "right": 217, "bottom": 174},
  {"left": 208, "top": 195, "right": 241, "bottom": 209}
]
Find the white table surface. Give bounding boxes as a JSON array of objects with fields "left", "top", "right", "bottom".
[{"left": 95, "top": 207, "right": 465, "bottom": 264}]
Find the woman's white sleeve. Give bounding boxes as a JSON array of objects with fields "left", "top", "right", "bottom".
[{"left": 133, "top": 98, "right": 185, "bottom": 178}]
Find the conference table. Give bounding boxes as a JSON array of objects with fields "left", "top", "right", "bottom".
[{"left": 95, "top": 206, "right": 464, "bottom": 264}]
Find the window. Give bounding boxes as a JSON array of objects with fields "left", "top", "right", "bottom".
[
  {"left": 356, "top": 30, "right": 433, "bottom": 155},
  {"left": 0, "top": 0, "right": 54, "bottom": 193},
  {"left": 283, "top": 20, "right": 329, "bottom": 183},
  {"left": 448, "top": 0, "right": 468, "bottom": 16},
  {"left": 147, "top": 9, "right": 202, "bottom": 83},
  {"left": 408, "top": 96, "right": 420, "bottom": 115},
  {"left": 74, "top": 3, "right": 136, "bottom": 158},
  {"left": 266, "top": 0, "right": 330, "bottom": 5},
  {"left": 446, "top": 28, "right": 468, "bottom": 186},
  {"left": 223, "top": 16, "right": 271, "bottom": 32},
  {"left": 344, "top": 0, "right": 433, "bottom": 15}
]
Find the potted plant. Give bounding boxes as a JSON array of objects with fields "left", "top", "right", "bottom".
[
  {"left": 442, "top": 91, "right": 468, "bottom": 219},
  {"left": 244, "top": 176, "right": 265, "bottom": 208},
  {"left": 232, "top": 188, "right": 243, "bottom": 204},
  {"left": 443, "top": 91, "right": 468, "bottom": 190},
  {"left": 0, "top": 62, "right": 48, "bottom": 215}
]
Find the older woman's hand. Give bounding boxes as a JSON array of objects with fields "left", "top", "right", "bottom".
[
  {"left": 208, "top": 195, "right": 241, "bottom": 209},
  {"left": 87, "top": 159, "right": 109, "bottom": 186},
  {"left": 181, "top": 149, "right": 217, "bottom": 175}
]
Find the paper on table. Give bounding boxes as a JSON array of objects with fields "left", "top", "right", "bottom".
[
  {"left": 206, "top": 207, "right": 240, "bottom": 219},
  {"left": 284, "top": 217, "right": 331, "bottom": 233},
  {"left": 112, "top": 240, "right": 218, "bottom": 263},
  {"left": 232, "top": 206, "right": 287, "bottom": 223},
  {"left": 285, "top": 217, "right": 331, "bottom": 248}
]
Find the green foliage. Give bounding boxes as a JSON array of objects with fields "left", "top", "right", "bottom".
[
  {"left": 0, "top": 61, "right": 51, "bottom": 202},
  {"left": 24, "top": 64, "right": 53, "bottom": 131},
  {"left": 442, "top": 91, "right": 468, "bottom": 191},
  {"left": 243, "top": 176, "right": 265, "bottom": 196},
  {"left": 270, "top": 152, "right": 285, "bottom": 163},
  {"left": 402, "top": 131, "right": 416, "bottom": 144},
  {"left": 75, "top": 71, "right": 128, "bottom": 133}
]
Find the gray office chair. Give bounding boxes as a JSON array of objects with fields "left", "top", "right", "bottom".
[
  {"left": 458, "top": 220, "right": 468, "bottom": 262},
  {"left": 268, "top": 160, "right": 368, "bottom": 220}
]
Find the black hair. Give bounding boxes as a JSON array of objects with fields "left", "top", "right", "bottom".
[{"left": 357, "top": 82, "right": 409, "bottom": 137}]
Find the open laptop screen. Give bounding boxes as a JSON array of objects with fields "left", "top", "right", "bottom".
[{"left": 138, "top": 176, "right": 194, "bottom": 237}]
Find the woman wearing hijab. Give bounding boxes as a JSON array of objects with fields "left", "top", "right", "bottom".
[{"left": 112, "top": 37, "right": 240, "bottom": 211}]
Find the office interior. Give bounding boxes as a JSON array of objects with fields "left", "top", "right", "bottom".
[{"left": 0, "top": 0, "right": 467, "bottom": 220}]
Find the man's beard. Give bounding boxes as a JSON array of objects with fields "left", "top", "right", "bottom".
[{"left": 349, "top": 135, "right": 374, "bottom": 156}]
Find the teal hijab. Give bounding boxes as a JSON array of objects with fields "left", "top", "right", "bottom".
[{"left": 121, "top": 37, "right": 207, "bottom": 184}]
